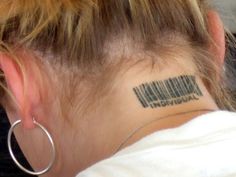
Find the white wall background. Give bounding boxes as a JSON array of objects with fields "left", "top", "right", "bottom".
[{"left": 212, "top": 0, "right": 236, "bottom": 33}]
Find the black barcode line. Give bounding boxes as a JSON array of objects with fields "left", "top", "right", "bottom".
[
  {"left": 159, "top": 80, "right": 171, "bottom": 100},
  {"left": 171, "top": 78, "right": 180, "bottom": 97},
  {"left": 157, "top": 81, "right": 167, "bottom": 100},
  {"left": 196, "top": 84, "right": 203, "bottom": 96},
  {"left": 165, "top": 79, "right": 176, "bottom": 98},
  {"left": 176, "top": 77, "right": 184, "bottom": 97},
  {"left": 185, "top": 76, "right": 193, "bottom": 94},
  {"left": 174, "top": 77, "right": 183, "bottom": 97},
  {"left": 133, "top": 75, "right": 203, "bottom": 108},
  {"left": 180, "top": 75, "right": 188, "bottom": 95},
  {"left": 144, "top": 84, "right": 155, "bottom": 103},
  {"left": 190, "top": 76, "right": 203, "bottom": 96},
  {"left": 189, "top": 76, "right": 197, "bottom": 95},
  {"left": 149, "top": 82, "right": 158, "bottom": 101},
  {"left": 141, "top": 84, "right": 151, "bottom": 103},
  {"left": 146, "top": 84, "right": 158, "bottom": 102},
  {"left": 133, "top": 87, "right": 148, "bottom": 108},
  {"left": 183, "top": 75, "right": 193, "bottom": 95},
  {"left": 151, "top": 81, "right": 164, "bottom": 101},
  {"left": 158, "top": 80, "right": 170, "bottom": 100}
]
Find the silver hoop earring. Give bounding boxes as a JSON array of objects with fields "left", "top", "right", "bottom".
[{"left": 7, "top": 119, "right": 56, "bottom": 176}]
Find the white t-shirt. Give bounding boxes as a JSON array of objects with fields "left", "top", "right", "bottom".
[{"left": 77, "top": 111, "right": 236, "bottom": 177}]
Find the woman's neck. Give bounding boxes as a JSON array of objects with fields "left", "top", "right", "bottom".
[
  {"left": 51, "top": 63, "right": 219, "bottom": 175},
  {"left": 91, "top": 66, "right": 219, "bottom": 155}
]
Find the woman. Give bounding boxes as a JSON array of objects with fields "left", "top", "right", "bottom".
[{"left": 1, "top": 0, "right": 236, "bottom": 177}]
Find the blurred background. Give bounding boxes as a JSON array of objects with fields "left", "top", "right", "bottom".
[
  {"left": 0, "top": 109, "right": 34, "bottom": 177},
  {"left": 0, "top": 1, "right": 236, "bottom": 177},
  {"left": 213, "top": 0, "right": 236, "bottom": 33}
]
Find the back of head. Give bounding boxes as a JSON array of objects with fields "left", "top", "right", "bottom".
[
  {"left": 0, "top": 0, "right": 235, "bottom": 111},
  {"left": 1, "top": 0, "right": 236, "bottom": 176},
  {"left": 0, "top": 0, "right": 210, "bottom": 64}
]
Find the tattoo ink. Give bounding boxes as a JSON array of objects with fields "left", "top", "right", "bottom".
[{"left": 133, "top": 75, "right": 203, "bottom": 108}]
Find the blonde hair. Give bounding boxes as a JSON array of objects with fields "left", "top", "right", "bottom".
[{"left": 0, "top": 0, "right": 235, "bottom": 111}]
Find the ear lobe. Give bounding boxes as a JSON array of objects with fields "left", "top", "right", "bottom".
[
  {"left": 207, "top": 10, "right": 226, "bottom": 66},
  {"left": 0, "top": 53, "right": 35, "bottom": 128}
]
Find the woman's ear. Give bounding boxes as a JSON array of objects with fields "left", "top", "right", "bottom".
[
  {"left": 207, "top": 10, "right": 226, "bottom": 66},
  {"left": 0, "top": 52, "right": 40, "bottom": 129}
]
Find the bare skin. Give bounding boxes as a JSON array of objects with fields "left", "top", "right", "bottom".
[{"left": 1, "top": 10, "right": 224, "bottom": 177}]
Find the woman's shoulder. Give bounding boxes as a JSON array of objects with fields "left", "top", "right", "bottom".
[{"left": 77, "top": 110, "right": 236, "bottom": 177}]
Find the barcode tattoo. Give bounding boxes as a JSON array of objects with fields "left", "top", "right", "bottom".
[{"left": 133, "top": 75, "right": 203, "bottom": 108}]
